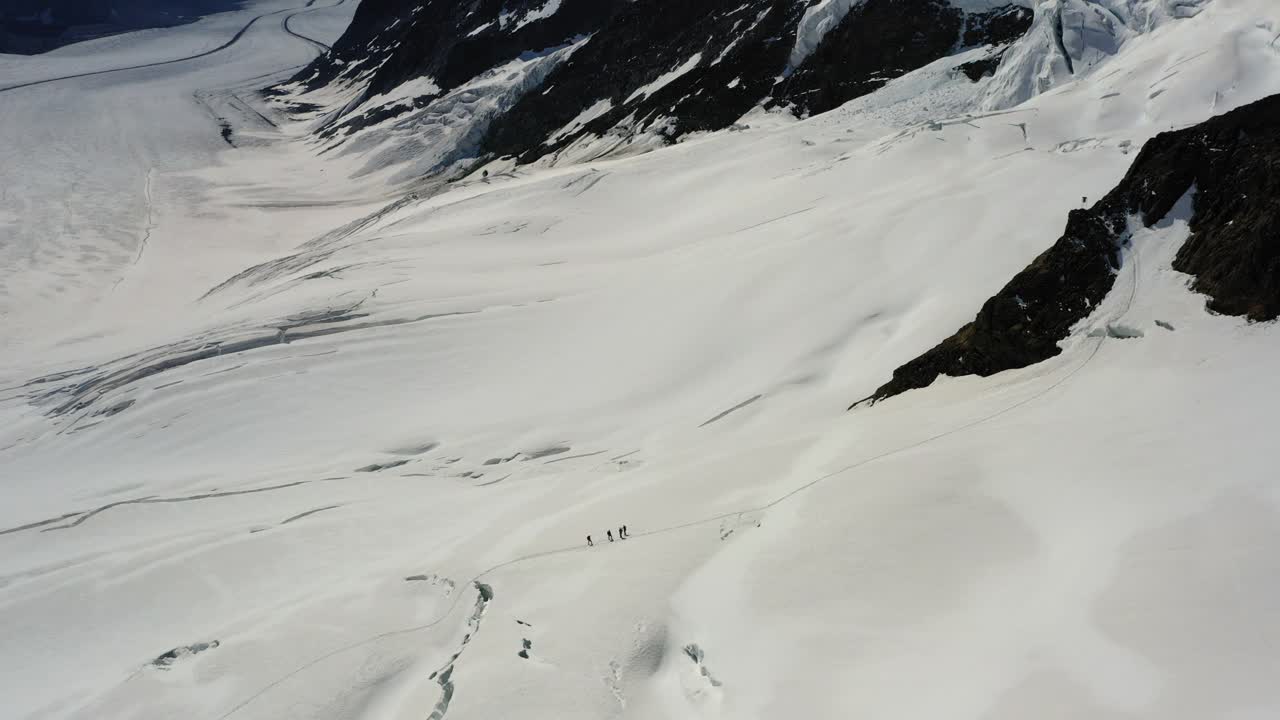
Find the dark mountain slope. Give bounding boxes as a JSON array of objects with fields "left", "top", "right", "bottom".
[
  {"left": 285, "top": 0, "right": 1035, "bottom": 167},
  {"left": 484, "top": 0, "right": 810, "bottom": 164},
  {"left": 858, "top": 92, "right": 1280, "bottom": 406},
  {"left": 295, "top": 0, "right": 623, "bottom": 95},
  {"left": 487, "top": 0, "right": 1032, "bottom": 163},
  {"left": 774, "top": 0, "right": 1031, "bottom": 117},
  {"left": 288, "top": 0, "right": 626, "bottom": 140}
]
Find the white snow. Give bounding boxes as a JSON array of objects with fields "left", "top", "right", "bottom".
[
  {"left": 0, "top": 0, "right": 361, "bottom": 345},
  {"left": 4, "top": 1, "right": 1280, "bottom": 720},
  {"left": 624, "top": 52, "right": 703, "bottom": 104}
]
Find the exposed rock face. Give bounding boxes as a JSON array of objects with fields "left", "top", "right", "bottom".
[
  {"left": 962, "top": 4, "right": 1035, "bottom": 47},
  {"left": 1171, "top": 105, "right": 1280, "bottom": 319},
  {"left": 289, "top": 0, "right": 625, "bottom": 139},
  {"left": 296, "top": 0, "right": 622, "bottom": 94},
  {"left": 774, "top": 0, "right": 1031, "bottom": 117},
  {"left": 287, "top": 0, "right": 1036, "bottom": 169},
  {"left": 358, "top": 0, "right": 622, "bottom": 100},
  {"left": 485, "top": 0, "right": 809, "bottom": 164},
  {"left": 495, "top": 0, "right": 1033, "bottom": 159},
  {"left": 860, "top": 92, "right": 1280, "bottom": 406},
  {"left": 957, "top": 53, "right": 1004, "bottom": 81},
  {"left": 775, "top": 0, "right": 965, "bottom": 117}
]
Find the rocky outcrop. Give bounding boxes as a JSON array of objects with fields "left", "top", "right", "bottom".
[
  {"left": 962, "top": 4, "right": 1035, "bottom": 47},
  {"left": 484, "top": 0, "right": 809, "bottom": 164},
  {"left": 493, "top": 0, "right": 1032, "bottom": 160},
  {"left": 288, "top": 0, "right": 1037, "bottom": 169},
  {"left": 774, "top": 1, "right": 1031, "bottom": 117},
  {"left": 294, "top": 1, "right": 620, "bottom": 93},
  {"left": 858, "top": 92, "right": 1280, "bottom": 406},
  {"left": 1171, "top": 106, "right": 1280, "bottom": 319},
  {"left": 360, "top": 0, "right": 622, "bottom": 100},
  {"left": 288, "top": 0, "right": 625, "bottom": 137}
]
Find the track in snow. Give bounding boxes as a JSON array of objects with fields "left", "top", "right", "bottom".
[
  {"left": 0, "top": 0, "right": 339, "bottom": 95},
  {"left": 0, "top": 481, "right": 313, "bottom": 536},
  {"left": 282, "top": 2, "right": 340, "bottom": 53}
]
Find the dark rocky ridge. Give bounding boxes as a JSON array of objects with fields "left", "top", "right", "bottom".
[
  {"left": 1171, "top": 106, "right": 1280, "bottom": 319},
  {"left": 485, "top": 0, "right": 810, "bottom": 164},
  {"left": 491, "top": 0, "right": 1031, "bottom": 161},
  {"left": 288, "top": 0, "right": 1035, "bottom": 166},
  {"left": 353, "top": 0, "right": 622, "bottom": 100},
  {"left": 962, "top": 3, "right": 1036, "bottom": 46},
  {"left": 774, "top": 1, "right": 1031, "bottom": 117},
  {"left": 957, "top": 52, "right": 1005, "bottom": 81},
  {"left": 290, "top": 0, "right": 625, "bottom": 139},
  {"left": 859, "top": 92, "right": 1280, "bottom": 406}
]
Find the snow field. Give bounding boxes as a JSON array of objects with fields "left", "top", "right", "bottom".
[{"left": 3, "top": 1, "right": 1280, "bottom": 719}]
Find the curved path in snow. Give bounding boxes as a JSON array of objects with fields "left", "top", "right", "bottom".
[
  {"left": 0, "top": 0, "right": 340, "bottom": 95},
  {"left": 282, "top": 2, "right": 339, "bottom": 53}
]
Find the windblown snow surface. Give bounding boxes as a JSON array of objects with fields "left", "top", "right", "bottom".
[{"left": 4, "top": 1, "right": 1280, "bottom": 719}]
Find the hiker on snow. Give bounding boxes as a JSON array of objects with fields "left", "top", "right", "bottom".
[
  {"left": 587, "top": 535, "right": 593, "bottom": 547},
  {"left": 607, "top": 530, "right": 614, "bottom": 542}
]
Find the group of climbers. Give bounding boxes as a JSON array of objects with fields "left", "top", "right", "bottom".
[{"left": 586, "top": 525, "right": 628, "bottom": 547}]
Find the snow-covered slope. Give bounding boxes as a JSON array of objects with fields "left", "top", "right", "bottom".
[
  {"left": 3, "top": 1, "right": 1280, "bottom": 719},
  {"left": 0, "top": 0, "right": 361, "bottom": 345}
]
